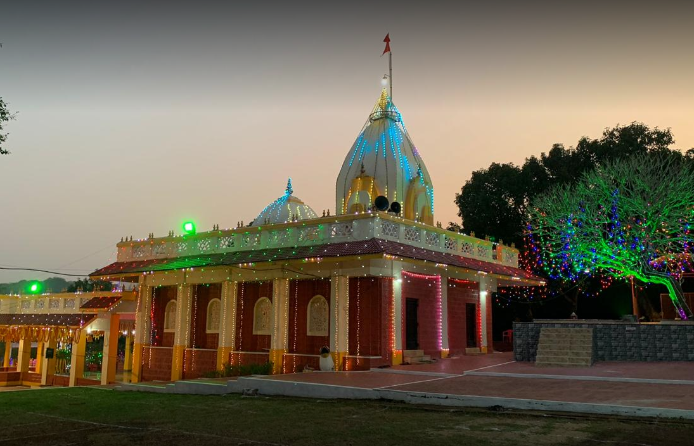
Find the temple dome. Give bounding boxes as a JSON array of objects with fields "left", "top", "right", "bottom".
[
  {"left": 336, "top": 89, "right": 434, "bottom": 224},
  {"left": 254, "top": 179, "right": 318, "bottom": 225}
]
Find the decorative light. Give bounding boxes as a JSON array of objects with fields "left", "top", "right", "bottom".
[{"left": 183, "top": 221, "right": 196, "bottom": 235}]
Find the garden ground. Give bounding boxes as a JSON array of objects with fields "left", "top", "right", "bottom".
[{"left": 1, "top": 387, "right": 694, "bottom": 446}]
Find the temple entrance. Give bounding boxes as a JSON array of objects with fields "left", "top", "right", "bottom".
[
  {"left": 466, "top": 303, "right": 477, "bottom": 347},
  {"left": 405, "top": 298, "right": 419, "bottom": 350}
]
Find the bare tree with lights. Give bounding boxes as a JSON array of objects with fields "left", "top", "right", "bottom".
[
  {"left": 528, "top": 155, "right": 694, "bottom": 319},
  {"left": 0, "top": 97, "right": 14, "bottom": 155}
]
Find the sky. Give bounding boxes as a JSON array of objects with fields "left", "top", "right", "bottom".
[{"left": 1, "top": 1, "right": 693, "bottom": 283}]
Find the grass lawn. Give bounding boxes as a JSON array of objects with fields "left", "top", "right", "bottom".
[{"left": 0, "top": 387, "right": 692, "bottom": 445}]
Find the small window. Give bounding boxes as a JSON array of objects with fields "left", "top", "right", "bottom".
[
  {"left": 307, "top": 295, "right": 329, "bottom": 336},
  {"left": 164, "top": 300, "right": 177, "bottom": 332},
  {"left": 206, "top": 298, "right": 221, "bottom": 333},
  {"left": 253, "top": 297, "right": 273, "bottom": 335}
]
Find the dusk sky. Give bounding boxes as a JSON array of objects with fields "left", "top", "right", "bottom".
[{"left": 1, "top": 1, "right": 693, "bottom": 283}]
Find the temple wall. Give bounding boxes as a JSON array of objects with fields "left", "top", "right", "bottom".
[
  {"left": 447, "top": 280, "right": 479, "bottom": 354},
  {"left": 151, "top": 286, "right": 176, "bottom": 347},
  {"left": 190, "top": 284, "right": 221, "bottom": 350},
  {"left": 140, "top": 346, "right": 173, "bottom": 381},
  {"left": 287, "top": 279, "right": 331, "bottom": 356},
  {"left": 234, "top": 281, "right": 273, "bottom": 354},
  {"left": 401, "top": 274, "right": 440, "bottom": 357}
]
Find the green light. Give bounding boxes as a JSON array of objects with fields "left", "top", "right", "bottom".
[
  {"left": 28, "top": 282, "right": 41, "bottom": 294},
  {"left": 183, "top": 221, "right": 196, "bottom": 235}
]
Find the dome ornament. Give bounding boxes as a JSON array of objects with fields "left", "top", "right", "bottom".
[{"left": 286, "top": 178, "right": 293, "bottom": 196}]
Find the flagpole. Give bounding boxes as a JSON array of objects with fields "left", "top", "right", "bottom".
[{"left": 389, "top": 50, "right": 393, "bottom": 99}]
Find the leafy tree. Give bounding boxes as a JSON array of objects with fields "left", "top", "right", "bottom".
[
  {"left": 454, "top": 123, "right": 681, "bottom": 246},
  {"left": 528, "top": 156, "right": 694, "bottom": 318},
  {"left": 66, "top": 279, "right": 113, "bottom": 292},
  {"left": 454, "top": 123, "right": 688, "bottom": 316},
  {"left": 0, "top": 97, "right": 15, "bottom": 155}
]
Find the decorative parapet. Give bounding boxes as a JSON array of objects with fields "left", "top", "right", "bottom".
[
  {"left": 0, "top": 291, "right": 135, "bottom": 315},
  {"left": 115, "top": 213, "right": 520, "bottom": 268}
]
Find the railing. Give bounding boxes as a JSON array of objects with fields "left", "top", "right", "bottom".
[{"left": 116, "top": 213, "right": 519, "bottom": 268}]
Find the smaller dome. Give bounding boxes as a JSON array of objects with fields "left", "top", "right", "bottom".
[{"left": 254, "top": 179, "right": 318, "bottom": 225}]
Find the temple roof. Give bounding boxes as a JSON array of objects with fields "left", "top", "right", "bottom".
[
  {"left": 0, "top": 313, "right": 95, "bottom": 327},
  {"left": 336, "top": 90, "right": 434, "bottom": 222},
  {"left": 254, "top": 179, "right": 318, "bottom": 225},
  {"left": 90, "top": 238, "right": 542, "bottom": 283}
]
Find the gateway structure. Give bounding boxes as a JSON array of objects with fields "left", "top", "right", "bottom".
[{"left": 91, "top": 88, "right": 541, "bottom": 383}]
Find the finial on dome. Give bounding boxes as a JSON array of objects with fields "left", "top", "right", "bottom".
[
  {"left": 286, "top": 178, "right": 293, "bottom": 196},
  {"left": 360, "top": 162, "right": 366, "bottom": 175}
]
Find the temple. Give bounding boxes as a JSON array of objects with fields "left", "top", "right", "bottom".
[{"left": 0, "top": 87, "right": 542, "bottom": 386}]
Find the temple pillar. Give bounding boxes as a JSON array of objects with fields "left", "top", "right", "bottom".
[
  {"left": 171, "top": 284, "right": 193, "bottom": 381},
  {"left": 40, "top": 339, "right": 57, "bottom": 386},
  {"left": 479, "top": 276, "right": 497, "bottom": 353},
  {"left": 217, "top": 281, "right": 237, "bottom": 371},
  {"left": 17, "top": 339, "right": 31, "bottom": 375},
  {"left": 329, "top": 275, "right": 349, "bottom": 370},
  {"left": 69, "top": 330, "right": 87, "bottom": 386},
  {"left": 35, "top": 342, "right": 44, "bottom": 373},
  {"left": 3, "top": 338, "right": 11, "bottom": 368},
  {"left": 269, "top": 278, "right": 289, "bottom": 374},
  {"left": 101, "top": 313, "right": 121, "bottom": 385},
  {"left": 391, "top": 269, "right": 403, "bottom": 365},
  {"left": 440, "top": 276, "right": 450, "bottom": 358},
  {"left": 131, "top": 281, "right": 152, "bottom": 383}
]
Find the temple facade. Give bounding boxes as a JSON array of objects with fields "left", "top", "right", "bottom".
[{"left": 87, "top": 90, "right": 542, "bottom": 383}]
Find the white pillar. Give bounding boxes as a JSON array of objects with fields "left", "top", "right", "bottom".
[
  {"left": 270, "top": 278, "right": 289, "bottom": 373},
  {"left": 479, "top": 276, "right": 497, "bottom": 353},
  {"left": 171, "top": 284, "right": 193, "bottom": 381},
  {"left": 131, "top": 281, "right": 152, "bottom": 383},
  {"left": 440, "top": 276, "right": 449, "bottom": 357},
  {"left": 217, "top": 281, "right": 238, "bottom": 370},
  {"left": 392, "top": 269, "right": 403, "bottom": 365},
  {"left": 101, "top": 313, "right": 120, "bottom": 385},
  {"left": 329, "top": 275, "right": 349, "bottom": 370}
]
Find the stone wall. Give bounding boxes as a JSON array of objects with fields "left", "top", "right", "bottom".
[{"left": 514, "top": 320, "right": 694, "bottom": 362}]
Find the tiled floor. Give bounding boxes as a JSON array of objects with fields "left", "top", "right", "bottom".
[{"left": 257, "top": 353, "right": 694, "bottom": 412}]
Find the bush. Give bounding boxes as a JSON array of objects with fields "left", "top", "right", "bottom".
[{"left": 202, "top": 361, "right": 273, "bottom": 378}]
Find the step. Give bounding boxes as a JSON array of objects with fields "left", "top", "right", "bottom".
[
  {"left": 540, "top": 333, "right": 593, "bottom": 342},
  {"left": 465, "top": 348, "right": 481, "bottom": 355},
  {"left": 536, "top": 354, "right": 593, "bottom": 365},
  {"left": 536, "top": 349, "right": 593, "bottom": 359},
  {"left": 403, "top": 354, "right": 432, "bottom": 364},
  {"left": 541, "top": 328, "right": 593, "bottom": 335},
  {"left": 403, "top": 350, "right": 424, "bottom": 357}
]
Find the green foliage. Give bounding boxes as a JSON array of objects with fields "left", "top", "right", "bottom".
[
  {"left": 0, "top": 278, "right": 71, "bottom": 294},
  {"left": 0, "top": 97, "right": 15, "bottom": 155},
  {"left": 55, "top": 348, "right": 71, "bottom": 360},
  {"left": 202, "top": 361, "right": 273, "bottom": 378},
  {"left": 66, "top": 279, "right": 113, "bottom": 293},
  {"left": 454, "top": 123, "right": 684, "bottom": 247},
  {"left": 528, "top": 155, "right": 694, "bottom": 318}
]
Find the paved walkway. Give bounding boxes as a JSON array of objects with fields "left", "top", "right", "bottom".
[{"left": 118, "top": 353, "right": 694, "bottom": 419}]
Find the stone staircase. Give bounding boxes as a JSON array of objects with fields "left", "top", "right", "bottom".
[
  {"left": 403, "top": 350, "right": 433, "bottom": 364},
  {"left": 535, "top": 327, "right": 594, "bottom": 367}
]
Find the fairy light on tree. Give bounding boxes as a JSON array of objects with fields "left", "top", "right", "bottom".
[{"left": 528, "top": 155, "right": 694, "bottom": 319}]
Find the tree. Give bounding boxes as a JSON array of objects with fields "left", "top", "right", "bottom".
[
  {"left": 527, "top": 155, "right": 694, "bottom": 319},
  {"left": 454, "top": 124, "right": 680, "bottom": 246},
  {"left": 0, "top": 97, "right": 15, "bottom": 155},
  {"left": 66, "top": 279, "right": 113, "bottom": 292}
]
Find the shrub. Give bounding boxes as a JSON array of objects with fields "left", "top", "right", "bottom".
[{"left": 202, "top": 361, "right": 273, "bottom": 378}]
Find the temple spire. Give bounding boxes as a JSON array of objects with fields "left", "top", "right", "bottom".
[{"left": 286, "top": 178, "right": 293, "bottom": 196}]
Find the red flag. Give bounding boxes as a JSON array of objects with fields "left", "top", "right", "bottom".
[{"left": 382, "top": 33, "right": 391, "bottom": 55}]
